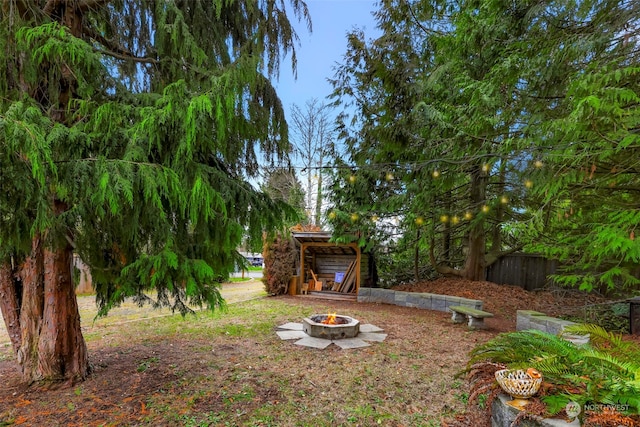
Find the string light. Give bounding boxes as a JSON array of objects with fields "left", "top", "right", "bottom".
[{"left": 322, "top": 162, "right": 540, "bottom": 226}]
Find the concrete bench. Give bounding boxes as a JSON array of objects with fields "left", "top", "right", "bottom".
[{"left": 449, "top": 305, "right": 493, "bottom": 329}]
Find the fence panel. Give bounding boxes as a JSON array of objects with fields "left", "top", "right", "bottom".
[{"left": 485, "top": 254, "right": 558, "bottom": 291}]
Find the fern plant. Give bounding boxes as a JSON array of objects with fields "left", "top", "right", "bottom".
[{"left": 466, "top": 324, "right": 640, "bottom": 420}]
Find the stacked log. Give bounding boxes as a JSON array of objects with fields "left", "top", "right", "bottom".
[{"left": 331, "top": 261, "right": 357, "bottom": 293}]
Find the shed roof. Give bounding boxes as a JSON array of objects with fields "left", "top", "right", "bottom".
[{"left": 292, "top": 232, "right": 357, "bottom": 256}]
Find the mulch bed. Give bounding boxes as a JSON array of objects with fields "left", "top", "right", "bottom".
[{"left": 393, "top": 277, "right": 620, "bottom": 333}]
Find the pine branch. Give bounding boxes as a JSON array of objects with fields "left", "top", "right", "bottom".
[{"left": 83, "top": 24, "right": 158, "bottom": 64}]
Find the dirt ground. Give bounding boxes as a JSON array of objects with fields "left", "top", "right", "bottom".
[{"left": 0, "top": 278, "right": 637, "bottom": 426}]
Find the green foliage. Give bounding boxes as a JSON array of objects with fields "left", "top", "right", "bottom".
[
  {"left": 327, "top": 0, "right": 640, "bottom": 289},
  {"left": 467, "top": 325, "right": 640, "bottom": 416},
  {"left": 0, "top": 1, "right": 309, "bottom": 316}
]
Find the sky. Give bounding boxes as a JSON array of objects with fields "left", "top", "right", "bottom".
[{"left": 273, "top": 0, "right": 380, "bottom": 119}]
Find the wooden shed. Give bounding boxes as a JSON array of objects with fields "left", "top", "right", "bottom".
[{"left": 290, "top": 231, "right": 373, "bottom": 298}]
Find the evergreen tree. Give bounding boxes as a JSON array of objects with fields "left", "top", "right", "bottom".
[
  {"left": 0, "top": 0, "right": 309, "bottom": 384},
  {"left": 516, "top": 0, "right": 640, "bottom": 291},
  {"left": 328, "top": 0, "right": 640, "bottom": 286}
]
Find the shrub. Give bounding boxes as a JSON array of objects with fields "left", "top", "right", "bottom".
[{"left": 262, "top": 233, "right": 296, "bottom": 295}]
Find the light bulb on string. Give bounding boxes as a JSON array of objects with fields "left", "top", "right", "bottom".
[
  {"left": 534, "top": 160, "right": 543, "bottom": 168},
  {"left": 415, "top": 217, "right": 424, "bottom": 226},
  {"left": 481, "top": 205, "right": 490, "bottom": 213},
  {"left": 451, "top": 215, "right": 460, "bottom": 225},
  {"left": 525, "top": 179, "right": 533, "bottom": 189},
  {"left": 328, "top": 211, "right": 337, "bottom": 220},
  {"left": 464, "top": 211, "right": 473, "bottom": 220},
  {"left": 348, "top": 175, "right": 357, "bottom": 184},
  {"left": 371, "top": 215, "right": 379, "bottom": 222},
  {"left": 481, "top": 163, "right": 491, "bottom": 173},
  {"left": 385, "top": 172, "right": 394, "bottom": 181},
  {"left": 350, "top": 213, "right": 359, "bottom": 222},
  {"left": 500, "top": 196, "right": 509, "bottom": 204},
  {"left": 440, "top": 214, "right": 449, "bottom": 223},
  {"left": 432, "top": 170, "right": 441, "bottom": 178}
]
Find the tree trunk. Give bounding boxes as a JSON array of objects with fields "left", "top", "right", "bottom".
[
  {"left": 0, "top": 235, "right": 89, "bottom": 384},
  {"left": 463, "top": 221, "right": 486, "bottom": 281},
  {"left": 443, "top": 190, "right": 452, "bottom": 262},
  {"left": 414, "top": 229, "right": 420, "bottom": 282},
  {"left": 491, "top": 160, "right": 506, "bottom": 252},
  {"left": 39, "top": 242, "right": 89, "bottom": 382},
  {"left": 462, "top": 165, "right": 488, "bottom": 281},
  {"left": 0, "top": 262, "right": 22, "bottom": 352},
  {"left": 314, "top": 156, "right": 323, "bottom": 226},
  {"left": 16, "top": 235, "right": 45, "bottom": 381}
]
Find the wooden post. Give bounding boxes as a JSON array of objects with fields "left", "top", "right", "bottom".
[{"left": 299, "top": 243, "right": 307, "bottom": 295}]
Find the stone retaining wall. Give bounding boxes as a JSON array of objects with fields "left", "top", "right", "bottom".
[
  {"left": 492, "top": 394, "right": 580, "bottom": 427},
  {"left": 516, "top": 310, "right": 576, "bottom": 334},
  {"left": 516, "top": 310, "right": 590, "bottom": 345},
  {"left": 357, "top": 287, "right": 483, "bottom": 312}
]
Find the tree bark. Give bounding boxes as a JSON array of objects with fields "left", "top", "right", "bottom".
[
  {"left": 414, "top": 229, "right": 420, "bottom": 282},
  {"left": 443, "top": 190, "right": 452, "bottom": 262},
  {"left": 463, "top": 220, "right": 486, "bottom": 281},
  {"left": 0, "top": 234, "right": 90, "bottom": 384},
  {"left": 16, "top": 235, "right": 45, "bottom": 382},
  {"left": 0, "top": 262, "right": 22, "bottom": 353},
  {"left": 462, "top": 165, "right": 488, "bottom": 281},
  {"left": 491, "top": 160, "right": 506, "bottom": 252},
  {"left": 37, "top": 242, "right": 89, "bottom": 383}
]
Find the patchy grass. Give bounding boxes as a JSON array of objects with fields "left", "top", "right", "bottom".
[
  {"left": 229, "top": 277, "right": 254, "bottom": 282},
  {"left": 0, "top": 295, "right": 492, "bottom": 426}
]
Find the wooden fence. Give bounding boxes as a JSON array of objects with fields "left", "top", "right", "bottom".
[{"left": 485, "top": 253, "right": 558, "bottom": 291}]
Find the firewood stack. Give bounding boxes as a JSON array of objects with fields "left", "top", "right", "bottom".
[{"left": 331, "top": 261, "right": 357, "bottom": 293}]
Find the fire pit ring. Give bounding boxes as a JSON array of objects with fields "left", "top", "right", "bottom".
[{"left": 302, "top": 314, "right": 360, "bottom": 340}]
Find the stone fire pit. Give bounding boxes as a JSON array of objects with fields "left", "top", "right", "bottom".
[
  {"left": 302, "top": 314, "right": 360, "bottom": 340},
  {"left": 277, "top": 314, "right": 386, "bottom": 349}
]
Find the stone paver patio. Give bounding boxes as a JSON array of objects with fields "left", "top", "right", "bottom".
[{"left": 276, "top": 320, "right": 387, "bottom": 349}]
